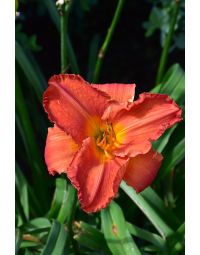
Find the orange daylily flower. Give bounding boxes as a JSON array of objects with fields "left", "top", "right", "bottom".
[{"left": 43, "top": 74, "right": 182, "bottom": 213}]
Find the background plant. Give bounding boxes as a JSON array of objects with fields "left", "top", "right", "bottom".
[{"left": 15, "top": 0, "right": 185, "bottom": 254}]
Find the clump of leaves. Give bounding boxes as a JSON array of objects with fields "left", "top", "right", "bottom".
[{"left": 143, "top": 0, "right": 185, "bottom": 50}]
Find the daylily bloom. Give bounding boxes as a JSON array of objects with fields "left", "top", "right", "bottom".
[{"left": 43, "top": 74, "right": 182, "bottom": 213}]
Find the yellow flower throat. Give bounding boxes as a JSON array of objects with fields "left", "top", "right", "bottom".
[{"left": 95, "top": 122, "right": 116, "bottom": 159}]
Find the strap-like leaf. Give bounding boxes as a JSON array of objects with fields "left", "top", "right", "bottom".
[
  {"left": 120, "top": 181, "right": 175, "bottom": 238},
  {"left": 126, "top": 222, "right": 166, "bottom": 250},
  {"left": 15, "top": 41, "right": 46, "bottom": 101},
  {"left": 158, "top": 138, "right": 185, "bottom": 180},
  {"left": 21, "top": 218, "right": 51, "bottom": 234},
  {"left": 101, "top": 201, "right": 141, "bottom": 255},
  {"left": 48, "top": 177, "right": 67, "bottom": 219},
  {"left": 73, "top": 221, "right": 111, "bottom": 254},
  {"left": 41, "top": 220, "right": 67, "bottom": 255}
]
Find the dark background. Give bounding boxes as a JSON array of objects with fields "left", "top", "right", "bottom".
[{"left": 17, "top": 0, "right": 184, "bottom": 95}]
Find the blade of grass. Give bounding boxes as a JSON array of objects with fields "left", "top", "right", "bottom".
[
  {"left": 15, "top": 163, "right": 29, "bottom": 220},
  {"left": 16, "top": 74, "right": 49, "bottom": 211},
  {"left": 120, "top": 181, "right": 174, "bottom": 238},
  {"left": 41, "top": 220, "right": 67, "bottom": 255},
  {"left": 101, "top": 201, "right": 142, "bottom": 255},
  {"left": 126, "top": 222, "right": 166, "bottom": 250},
  {"left": 157, "top": 63, "right": 185, "bottom": 104},
  {"left": 57, "top": 184, "right": 77, "bottom": 224},
  {"left": 15, "top": 41, "right": 45, "bottom": 101},
  {"left": 141, "top": 187, "right": 180, "bottom": 227},
  {"left": 21, "top": 218, "right": 51, "bottom": 234},
  {"left": 16, "top": 187, "right": 28, "bottom": 226},
  {"left": 41, "top": 220, "right": 61, "bottom": 255},
  {"left": 16, "top": 163, "right": 42, "bottom": 216},
  {"left": 47, "top": 177, "right": 67, "bottom": 219},
  {"left": 25, "top": 249, "right": 39, "bottom": 255},
  {"left": 152, "top": 63, "right": 185, "bottom": 152},
  {"left": 15, "top": 229, "right": 22, "bottom": 255},
  {"left": 47, "top": 178, "right": 77, "bottom": 251},
  {"left": 153, "top": 125, "right": 177, "bottom": 153},
  {"left": 157, "top": 138, "right": 185, "bottom": 180},
  {"left": 51, "top": 223, "right": 68, "bottom": 255},
  {"left": 73, "top": 221, "right": 111, "bottom": 254}
]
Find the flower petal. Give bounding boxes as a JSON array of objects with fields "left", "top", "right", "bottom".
[
  {"left": 45, "top": 125, "right": 78, "bottom": 175},
  {"left": 104, "top": 93, "right": 182, "bottom": 157},
  {"left": 92, "top": 83, "right": 136, "bottom": 103},
  {"left": 67, "top": 137, "right": 129, "bottom": 213},
  {"left": 43, "top": 74, "right": 111, "bottom": 144},
  {"left": 123, "top": 149, "right": 163, "bottom": 192}
]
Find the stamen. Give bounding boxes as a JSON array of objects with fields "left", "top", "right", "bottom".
[{"left": 95, "top": 122, "right": 117, "bottom": 159}]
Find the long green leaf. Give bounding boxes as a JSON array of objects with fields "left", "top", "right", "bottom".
[
  {"left": 141, "top": 187, "right": 180, "bottom": 227},
  {"left": 15, "top": 229, "right": 22, "bottom": 255},
  {"left": 47, "top": 177, "right": 67, "bottom": 219},
  {"left": 101, "top": 201, "right": 141, "bottom": 255},
  {"left": 21, "top": 218, "right": 51, "bottom": 234},
  {"left": 153, "top": 125, "right": 177, "bottom": 153},
  {"left": 16, "top": 75, "right": 49, "bottom": 211},
  {"left": 158, "top": 138, "right": 185, "bottom": 180},
  {"left": 16, "top": 163, "right": 42, "bottom": 216},
  {"left": 57, "top": 184, "right": 77, "bottom": 224},
  {"left": 51, "top": 223, "right": 68, "bottom": 255},
  {"left": 126, "top": 222, "right": 166, "bottom": 250},
  {"left": 15, "top": 164, "right": 29, "bottom": 220},
  {"left": 120, "top": 181, "right": 174, "bottom": 238},
  {"left": 152, "top": 63, "right": 185, "bottom": 152},
  {"left": 15, "top": 41, "right": 45, "bottom": 101},
  {"left": 152, "top": 63, "right": 185, "bottom": 104},
  {"left": 73, "top": 221, "right": 111, "bottom": 254},
  {"left": 41, "top": 220, "right": 67, "bottom": 255},
  {"left": 160, "top": 64, "right": 185, "bottom": 104}
]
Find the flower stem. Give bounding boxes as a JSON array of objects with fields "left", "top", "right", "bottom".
[
  {"left": 60, "top": 3, "right": 78, "bottom": 251},
  {"left": 92, "top": 0, "right": 125, "bottom": 83},
  {"left": 60, "top": 1, "right": 72, "bottom": 73},
  {"left": 155, "top": 0, "right": 180, "bottom": 85}
]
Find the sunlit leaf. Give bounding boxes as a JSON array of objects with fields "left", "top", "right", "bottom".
[
  {"left": 120, "top": 181, "right": 175, "bottom": 238},
  {"left": 41, "top": 220, "right": 67, "bottom": 255},
  {"left": 101, "top": 201, "right": 141, "bottom": 255},
  {"left": 127, "top": 222, "right": 166, "bottom": 250}
]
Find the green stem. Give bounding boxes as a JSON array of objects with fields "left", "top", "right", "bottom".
[
  {"left": 155, "top": 0, "right": 180, "bottom": 85},
  {"left": 43, "top": 0, "right": 80, "bottom": 73},
  {"left": 92, "top": 0, "right": 125, "bottom": 83},
  {"left": 60, "top": 3, "right": 78, "bottom": 252},
  {"left": 60, "top": 1, "right": 72, "bottom": 73}
]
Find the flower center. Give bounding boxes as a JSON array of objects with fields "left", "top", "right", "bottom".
[{"left": 95, "top": 122, "right": 116, "bottom": 159}]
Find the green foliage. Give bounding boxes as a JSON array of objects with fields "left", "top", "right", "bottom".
[
  {"left": 73, "top": 221, "right": 111, "bottom": 254},
  {"left": 15, "top": 0, "right": 184, "bottom": 254},
  {"left": 143, "top": 0, "right": 185, "bottom": 49},
  {"left": 41, "top": 220, "right": 68, "bottom": 255},
  {"left": 101, "top": 201, "right": 141, "bottom": 255}
]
